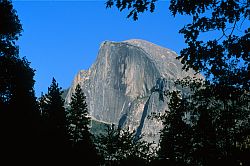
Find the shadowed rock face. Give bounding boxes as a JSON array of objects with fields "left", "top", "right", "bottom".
[{"left": 65, "top": 39, "right": 202, "bottom": 143}]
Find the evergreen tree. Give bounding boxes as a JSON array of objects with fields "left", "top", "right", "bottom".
[
  {"left": 67, "top": 84, "right": 99, "bottom": 164},
  {"left": 97, "top": 124, "right": 119, "bottom": 164},
  {"left": 42, "top": 78, "right": 66, "bottom": 131},
  {"left": 67, "top": 84, "right": 90, "bottom": 145},
  {"left": 158, "top": 78, "right": 250, "bottom": 165},
  {"left": 40, "top": 78, "right": 68, "bottom": 162},
  {"left": 97, "top": 124, "right": 155, "bottom": 165}
]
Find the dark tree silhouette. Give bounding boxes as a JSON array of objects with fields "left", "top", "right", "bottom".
[
  {"left": 158, "top": 78, "right": 250, "bottom": 165},
  {"left": 0, "top": 0, "right": 22, "bottom": 57},
  {"left": 39, "top": 78, "right": 69, "bottom": 162},
  {"left": 97, "top": 124, "right": 155, "bottom": 165},
  {"left": 106, "top": 0, "right": 249, "bottom": 89},
  {"left": 106, "top": 0, "right": 157, "bottom": 20},
  {"left": 0, "top": 0, "right": 40, "bottom": 162},
  {"left": 67, "top": 84, "right": 90, "bottom": 146},
  {"left": 106, "top": 1, "right": 250, "bottom": 165},
  {"left": 158, "top": 90, "right": 193, "bottom": 165},
  {"left": 66, "top": 84, "right": 99, "bottom": 164},
  {"left": 168, "top": 0, "right": 249, "bottom": 89},
  {"left": 96, "top": 124, "right": 119, "bottom": 164},
  {"left": 0, "top": 56, "right": 39, "bottom": 160}
]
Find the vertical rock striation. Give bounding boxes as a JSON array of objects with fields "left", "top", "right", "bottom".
[{"left": 65, "top": 39, "right": 202, "bottom": 143}]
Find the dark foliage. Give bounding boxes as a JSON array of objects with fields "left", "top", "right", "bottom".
[
  {"left": 106, "top": 0, "right": 157, "bottom": 20},
  {"left": 158, "top": 90, "right": 193, "bottom": 165},
  {"left": 0, "top": 0, "right": 249, "bottom": 165},
  {"left": 67, "top": 84, "right": 99, "bottom": 164},
  {"left": 169, "top": 0, "right": 249, "bottom": 89},
  {"left": 106, "top": 0, "right": 249, "bottom": 89},
  {"left": 39, "top": 78, "right": 69, "bottom": 162},
  {"left": 96, "top": 124, "right": 155, "bottom": 165},
  {"left": 0, "top": 0, "right": 40, "bottom": 163},
  {"left": 0, "top": 55, "right": 40, "bottom": 162},
  {"left": 0, "top": 0, "right": 22, "bottom": 57},
  {"left": 106, "top": 1, "right": 249, "bottom": 165},
  {"left": 158, "top": 77, "right": 250, "bottom": 165}
]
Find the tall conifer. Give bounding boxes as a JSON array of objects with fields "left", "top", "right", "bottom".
[
  {"left": 40, "top": 78, "right": 68, "bottom": 162},
  {"left": 67, "top": 84, "right": 98, "bottom": 164}
]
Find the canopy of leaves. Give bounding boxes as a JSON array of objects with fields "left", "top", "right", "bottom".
[
  {"left": 0, "top": 0, "right": 22, "bottom": 57},
  {"left": 0, "top": 56, "right": 36, "bottom": 109},
  {"left": 0, "top": 55, "right": 38, "bottom": 155},
  {"left": 106, "top": 0, "right": 157, "bottom": 20},
  {"left": 106, "top": 0, "right": 249, "bottom": 89},
  {"left": 169, "top": 0, "right": 249, "bottom": 89},
  {"left": 0, "top": 0, "right": 37, "bottom": 131},
  {"left": 0, "top": 1, "right": 40, "bottom": 160}
]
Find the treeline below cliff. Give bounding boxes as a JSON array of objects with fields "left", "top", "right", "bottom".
[
  {"left": 1, "top": 0, "right": 250, "bottom": 165},
  {"left": 1, "top": 66, "right": 250, "bottom": 165}
]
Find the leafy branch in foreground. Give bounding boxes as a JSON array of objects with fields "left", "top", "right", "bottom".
[
  {"left": 106, "top": 0, "right": 249, "bottom": 89},
  {"left": 106, "top": 0, "right": 157, "bottom": 20}
]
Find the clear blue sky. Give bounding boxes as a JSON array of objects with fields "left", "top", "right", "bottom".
[{"left": 13, "top": 0, "right": 191, "bottom": 97}]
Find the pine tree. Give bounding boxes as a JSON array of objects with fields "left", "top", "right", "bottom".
[
  {"left": 42, "top": 78, "right": 66, "bottom": 130},
  {"left": 67, "top": 84, "right": 90, "bottom": 145},
  {"left": 40, "top": 78, "right": 68, "bottom": 161},
  {"left": 67, "top": 84, "right": 99, "bottom": 164}
]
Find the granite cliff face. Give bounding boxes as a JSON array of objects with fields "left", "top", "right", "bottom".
[{"left": 65, "top": 39, "right": 202, "bottom": 143}]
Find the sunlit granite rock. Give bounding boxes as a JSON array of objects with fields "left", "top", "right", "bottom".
[{"left": 65, "top": 39, "right": 203, "bottom": 143}]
